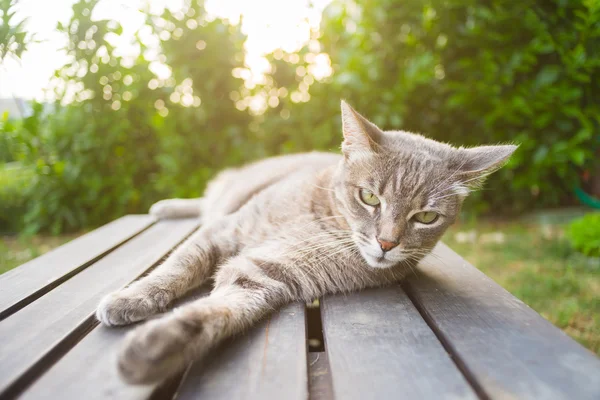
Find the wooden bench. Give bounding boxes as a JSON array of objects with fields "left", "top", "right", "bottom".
[{"left": 0, "top": 215, "right": 599, "bottom": 400}]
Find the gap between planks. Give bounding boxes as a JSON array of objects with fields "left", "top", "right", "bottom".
[{"left": 307, "top": 299, "right": 333, "bottom": 400}]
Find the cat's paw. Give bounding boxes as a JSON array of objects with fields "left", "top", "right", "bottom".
[
  {"left": 96, "top": 289, "right": 170, "bottom": 326},
  {"left": 118, "top": 316, "right": 202, "bottom": 384}
]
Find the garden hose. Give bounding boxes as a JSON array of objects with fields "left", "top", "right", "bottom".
[{"left": 575, "top": 186, "right": 600, "bottom": 209}]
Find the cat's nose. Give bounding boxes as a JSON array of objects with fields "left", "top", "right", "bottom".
[{"left": 377, "top": 238, "right": 399, "bottom": 252}]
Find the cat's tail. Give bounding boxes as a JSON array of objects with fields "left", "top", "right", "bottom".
[{"left": 149, "top": 198, "right": 204, "bottom": 220}]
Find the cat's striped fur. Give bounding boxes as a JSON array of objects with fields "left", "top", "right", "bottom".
[{"left": 96, "top": 101, "right": 516, "bottom": 384}]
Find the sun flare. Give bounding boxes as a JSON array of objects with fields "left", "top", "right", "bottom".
[{"left": 0, "top": 0, "right": 332, "bottom": 101}]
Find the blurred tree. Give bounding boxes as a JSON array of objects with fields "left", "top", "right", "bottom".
[
  {"left": 5, "top": 0, "right": 251, "bottom": 233},
  {"left": 147, "top": 0, "right": 253, "bottom": 197},
  {"left": 0, "top": 0, "right": 36, "bottom": 161}
]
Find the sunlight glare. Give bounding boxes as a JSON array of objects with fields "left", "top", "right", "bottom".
[{"left": 0, "top": 0, "right": 333, "bottom": 101}]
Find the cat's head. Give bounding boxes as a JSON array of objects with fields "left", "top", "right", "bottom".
[{"left": 333, "top": 101, "right": 517, "bottom": 269}]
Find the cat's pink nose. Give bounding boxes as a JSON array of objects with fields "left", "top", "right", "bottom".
[{"left": 377, "top": 239, "right": 399, "bottom": 252}]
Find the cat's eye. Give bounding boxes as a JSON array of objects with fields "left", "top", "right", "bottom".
[
  {"left": 413, "top": 211, "right": 439, "bottom": 224},
  {"left": 359, "top": 188, "right": 380, "bottom": 206}
]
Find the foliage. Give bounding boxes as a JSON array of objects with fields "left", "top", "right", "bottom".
[
  {"left": 2, "top": 0, "right": 600, "bottom": 233},
  {"left": 0, "top": 161, "right": 31, "bottom": 232},
  {"left": 0, "top": 0, "right": 35, "bottom": 63},
  {"left": 262, "top": 0, "right": 600, "bottom": 213},
  {"left": 567, "top": 213, "right": 600, "bottom": 257},
  {"left": 1, "top": 0, "right": 252, "bottom": 233}
]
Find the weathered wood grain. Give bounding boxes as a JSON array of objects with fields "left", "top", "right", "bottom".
[
  {"left": 321, "top": 285, "right": 478, "bottom": 400},
  {"left": 308, "top": 352, "right": 333, "bottom": 400},
  {"left": 176, "top": 303, "right": 308, "bottom": 400},
  {"left": 0, "top": 215, "right": 155, "bottom": 320},
  {"left": 0, "top": 219, "right": 199, "bottom": 399},
  {"left": 19, "top": 287, "right": 211, "bottom": 400},
  {"left": 404, "top": 242, "right": 600, "bottom": 400}
]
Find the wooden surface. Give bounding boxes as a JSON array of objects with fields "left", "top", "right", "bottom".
[
  {"left": 1, "top": 216, "right": 599, "bottom": 400},
  {"left": 322, "top": 285, "right": 477, "bottom": 400},
  {"left": 404, "top": 242, "right": 600, "bottom": 400},
  {"left": 308, "top": 352, "right": 334, "bottom": 400},
  {"left": 0, "top": 215, "right": 154, "bottom": 320},
  {"left": 20, "top": 287, "right": 212, "bottom": 400},
  {"left": 0, "top": 219, "right": 199, "bottom": 398},
  {"left": 177, "top": 303, "right": 308, "bottom": 400}
]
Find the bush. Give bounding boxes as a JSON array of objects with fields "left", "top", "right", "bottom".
[
  {"left": 3, "top": 0, "right": 253, "bottom": 234},
  {"left": 261, "top": 0, "right": 600, "bottom": 213},
  {"left": 567, "top": 213, "right": 600, "bottom": 257},
  {"left": 3, "top": 0, "right": 600, "bottom": 234},
  {"left": 0, "top": 162, "right": 31, "bottom": 233}
]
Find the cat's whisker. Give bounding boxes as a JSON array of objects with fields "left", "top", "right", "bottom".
[
  {"left": 400, "top": 259, "right": 419, "bottom": 278},
  {"left": 280, "top": 238, "right": 358, "bottom": 261},
  {"left": 285, "top": 240, "right": 357, "bottom": 258},
  {"left": 304, "top": 248, "right": 357, "bottom": 271},
  {"left": 281, "top": 233, "right": 355, "bottom": 251},
  {"left": 310, "top": 184, "right": 336, "bottom": 193},
  {"left": 288, "top": 231, "right": 354, "bottom": 242}
]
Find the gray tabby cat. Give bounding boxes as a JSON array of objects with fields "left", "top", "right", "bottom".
[{"left": 96, "top": 101, "right": 516, "bottom": 384}]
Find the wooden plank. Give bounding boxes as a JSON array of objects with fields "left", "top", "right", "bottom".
[
  {"left": 0, "top": 219, "right": 199, "bottom": 398},
  {"left": 321, "top": 286, "right": 478, "bottom": 400},
  {"left": 308, "top": 352, "right": 333, "bottom": 400},
  {"left": 19, "top": 287, "right": 211, "bottom": 400},
  {"left": 176, "top": 303, "right": 308, "bottom": 400},
  {"left": 404, "top": 242, "right": 600, "bottom": 400},
  {"left": 0, "top": 215, "right": 155, "bottom": 320}
]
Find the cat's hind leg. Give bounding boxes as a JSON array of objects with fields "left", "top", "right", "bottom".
[
  {"left": 96, "top": 216, "right": 240, "bottom": 326},
  {"left": 115, "top": 252, "right": 300, "bottom": 384},
  {"left": 149, "top": 198, "right": 203, "bottom": 219}
]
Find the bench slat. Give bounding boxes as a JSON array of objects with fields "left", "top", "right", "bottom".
[
  {"left": 0, "top": 219, "right": 199, "bottom": 398},
  {"left": 19, "top": 287, "right": 211, "bottom": 400},
  {"left": 0, "top": 215, "right": 155, "bottom": 320},
  {"left": 176, "top": 303, "right": 308, "bottom": 400},
  {"left": 405, "top": 242, "right": 600, "bottom": 400},
  {"left": 308, "top": 352, "right": 333, "bottom": 400},
  {"left": 321, "top": 286, "right": 478, "bottom": 399},
  {"left": 20, "top": 325, "right": 159, "bottom": 400}
]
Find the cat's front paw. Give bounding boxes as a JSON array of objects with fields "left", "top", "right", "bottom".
[
  {"left": 118, "top": 316, "right": 203, "bottom": 384},
  {"left": 96, "top": 289, "right": 170, "bottom": 326}
]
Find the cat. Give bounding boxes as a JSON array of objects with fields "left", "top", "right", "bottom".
[{"left": 96, "top": 101, "right": 516, "bottom": 384}]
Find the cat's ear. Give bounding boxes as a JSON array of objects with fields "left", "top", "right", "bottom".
[
  {"left": 455, "top": 144, "right": 518, "bottom": 188},
  {"left": 340, "top": 101, "right": 382, "bottom": 159}
]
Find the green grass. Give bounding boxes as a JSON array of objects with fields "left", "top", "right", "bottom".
[
  {"left": 0, "top": 162, "right": 33, "bottom": 233},
  {"left": 0, "top": 233, "right": 80, "bottom": 275},
  {"left": 443, "top": 220, "right": 600, "bottom": 355},
  {"left": 0, "top": 218, "right": 598, "bottom": 355}
]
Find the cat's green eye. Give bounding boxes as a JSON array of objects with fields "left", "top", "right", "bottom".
[
  {"left": 359, "top": 188, "right": 380, "bottom": 206},
  {"left": 413, "top": 211, "right": 439, "bottom": 224}
]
